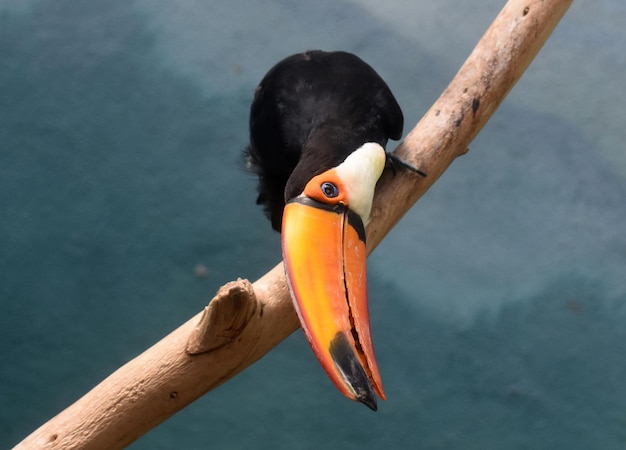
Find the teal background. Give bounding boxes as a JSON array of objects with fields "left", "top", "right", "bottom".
[{"left": 2, "top": 1, "right": 626, "bottom": 448}]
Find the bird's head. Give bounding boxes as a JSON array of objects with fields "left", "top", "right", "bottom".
[
  {"left": 300, "top": 142, "right": 385, "bottom": 225},
  {"left": 281, "top": 142, "right": 386, "bottom": 410}
]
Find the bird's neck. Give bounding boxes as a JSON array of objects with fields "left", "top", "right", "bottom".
[{"left": 284, "top": 124, "right": 357, "bottom": 201}]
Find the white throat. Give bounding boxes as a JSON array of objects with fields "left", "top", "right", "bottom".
[{"left": 335, "top": 142, "right": 386, "bottom": 226}]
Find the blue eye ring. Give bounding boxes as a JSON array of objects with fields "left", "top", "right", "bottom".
[{"left": 321, "top": 182, "right": 339, "bottom": 198}]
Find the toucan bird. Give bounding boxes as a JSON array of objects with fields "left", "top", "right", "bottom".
[{"left": 246, "top": 50, "right": 420, "bottom": 411}]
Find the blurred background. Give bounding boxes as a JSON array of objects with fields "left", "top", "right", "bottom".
[{"left": 2, "top": 0, "right": 625, "bottom": 448}]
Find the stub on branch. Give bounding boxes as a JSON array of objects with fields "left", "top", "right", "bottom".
[{"left": 186, "top": 278, "right": 257, "bottom": 355}]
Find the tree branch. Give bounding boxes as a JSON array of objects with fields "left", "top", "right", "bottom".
[{"left": 15, "top": 0, "right": 572, "bottom": 448}]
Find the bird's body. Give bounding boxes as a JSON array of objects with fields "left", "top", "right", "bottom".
[
  {"left": 246, "top": 50, "right": 407, "bottom": 410},
  {"left": 246, "top": 50, "right": 403, "bottom": 231}
]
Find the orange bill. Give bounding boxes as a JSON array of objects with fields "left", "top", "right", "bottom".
[{"left": 281, "top": 196, "right": 384, "bottom": 410}]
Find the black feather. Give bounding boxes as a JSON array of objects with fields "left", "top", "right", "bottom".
[{"left": 245, "top": 50, "right": 403, "bottom": 231}]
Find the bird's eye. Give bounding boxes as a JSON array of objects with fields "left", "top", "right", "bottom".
[{"left": 321, "top": 182, "right": 339, "bottom": 198}]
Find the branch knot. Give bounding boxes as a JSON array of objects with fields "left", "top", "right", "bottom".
[{"left": 186, "top": 278, "right": 257, "bottom": 355}]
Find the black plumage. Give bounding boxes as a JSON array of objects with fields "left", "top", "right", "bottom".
[{"left": 246, "top": 50, "right": 404, "bottom": 231}]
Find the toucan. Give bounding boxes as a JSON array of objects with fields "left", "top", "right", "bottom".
[{"left": 246, "top": 50, "right": 423, "bottom": 411}]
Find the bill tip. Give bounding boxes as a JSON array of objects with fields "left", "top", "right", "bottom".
[{"left": 358, "top": 394, "right": 378, "bottom": 411}]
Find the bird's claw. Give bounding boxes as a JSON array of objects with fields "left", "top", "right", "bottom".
[{"left": 386, "top": 153, "right": 427, "bottom": 177}]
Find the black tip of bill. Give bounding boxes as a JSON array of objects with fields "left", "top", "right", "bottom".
[{"left": 329, "top": 332, "right": 378, "bottom": 411}]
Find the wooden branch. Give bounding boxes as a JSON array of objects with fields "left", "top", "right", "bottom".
[{"left": 15, "top": 0, "right": 572, "bottom": 448}]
